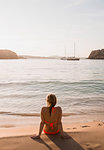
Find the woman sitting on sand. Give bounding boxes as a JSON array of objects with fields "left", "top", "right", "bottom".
[{"left": 31, "top": 94, "right": 70, "bottom": 139}]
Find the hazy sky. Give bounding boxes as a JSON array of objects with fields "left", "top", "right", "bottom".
[{"left": 0, "top": 0, "right": 104, "bottom": 57}]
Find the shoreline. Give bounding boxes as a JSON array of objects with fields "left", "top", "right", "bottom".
[
  {"left": 0, "top": 121, "right": 104, "bottom": 150},
  {"left": 0, "top": 112, "right": 76, "bottom": 117},
  {"left": 0, "top": 113, "right": 104, "bottom": 127}
]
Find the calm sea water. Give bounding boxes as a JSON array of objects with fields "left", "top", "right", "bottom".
[{"left": 0, "top": 59, "right": 104, "bottom": 119}]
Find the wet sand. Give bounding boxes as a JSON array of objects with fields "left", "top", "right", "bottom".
[{"left": 0, "top": 121, "right": 104, "bottom": 150}]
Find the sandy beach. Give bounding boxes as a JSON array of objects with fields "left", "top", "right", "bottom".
[{"left": 0, "top": 120, "right": 104, "bottom": 150}]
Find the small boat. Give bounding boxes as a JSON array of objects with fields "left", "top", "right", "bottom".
[
  {"left": 61, "top": 57, "right": 67, "bottom": 60},
  {"left": 67, "top": 57, "right": 80, "bottom": 61},
  {"left": 67, "top": 43, "right": 80, "bottom": 61}
]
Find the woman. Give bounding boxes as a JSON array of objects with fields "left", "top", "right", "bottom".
[{"left": 31, "top": 94, "right": 70, "bottom": 139}]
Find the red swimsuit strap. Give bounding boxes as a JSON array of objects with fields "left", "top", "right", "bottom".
[
  {"left": 43, "top": 129, "right": 59, "bottom": 134},
  {"left": 52, "top": 107, "right": 56, "bottom": 113},
  {"left": 44, "top": 120, "right": 58, "bottom": 125}
]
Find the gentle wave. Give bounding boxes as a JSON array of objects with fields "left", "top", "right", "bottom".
[
  {"left": 73, "top": 96, "right": 104, "bottom": 106},
  {"left": 0, "top": 80, "right": 104, "bottom": 86},
  {"left": 0, "top": 110, "right": 104, "bottom": 117},
  {"left": 0, "top": 94, "right": 104, "bottom": 102},
  {"left": 0, "top": 111, "right": 76, "bottom": 117},
  {"left": 0, "top": 94, "right": 38, "bottom": 99}
]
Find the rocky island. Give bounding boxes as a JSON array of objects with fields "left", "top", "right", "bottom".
[
  {"left": 0, "top": 50, "right": 18, "bottom": 59},
  {"left": 88, "top": 49, "right": 104, "bottom": 59}
]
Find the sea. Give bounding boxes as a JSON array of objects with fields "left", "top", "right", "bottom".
[{"left": 0, "top": 58, "right": 104, "bottom": 125}]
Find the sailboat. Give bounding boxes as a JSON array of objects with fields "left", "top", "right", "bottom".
[{"left": 67, "top": 43, "right": 80, "bottom": 61}]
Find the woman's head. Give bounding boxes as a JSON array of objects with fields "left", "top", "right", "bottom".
[{"left": 46, "top": 94, "right": 57, "bottom": 108}]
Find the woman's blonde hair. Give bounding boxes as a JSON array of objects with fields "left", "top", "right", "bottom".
[{"left": 46, "top": 94, "right": 57, "bottom": 115}]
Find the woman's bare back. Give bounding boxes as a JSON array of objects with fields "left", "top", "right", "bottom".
[{"left": 41, "top": 106, "right": 62, "bottom": 133}]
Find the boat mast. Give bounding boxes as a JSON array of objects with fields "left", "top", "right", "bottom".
[
  {"left": 64, "top": 46, "right": 66, "bottom": 58},
  {"left": 74, "top": 42, "right": 75, "bottom": 57}
]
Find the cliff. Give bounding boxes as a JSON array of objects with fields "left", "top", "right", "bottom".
[
  {"left": 0, "top": 50, "right": 18, "bottom": 59},
  {"left": 88, "top": 49, "right": 104, "bottom": 59}
]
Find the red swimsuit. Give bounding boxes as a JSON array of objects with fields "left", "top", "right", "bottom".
[{"left": 43, "top": 107, "right": 59, "bottom": 134}]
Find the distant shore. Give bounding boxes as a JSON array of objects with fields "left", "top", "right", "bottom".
[{"left": 18, "top": 55, "right": 62, "bottom": 59}]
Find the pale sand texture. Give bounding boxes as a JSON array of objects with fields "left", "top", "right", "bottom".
[{"left": 0, "top": 121, "right": 104, "bottom": 150}]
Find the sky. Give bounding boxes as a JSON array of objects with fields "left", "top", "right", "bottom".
[{"left": 0, "top": 0, "right": 104, "bottom": 57}]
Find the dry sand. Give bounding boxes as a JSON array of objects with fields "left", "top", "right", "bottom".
[{"left": 0, "top": 121, "right": 104, "bottom": 150}]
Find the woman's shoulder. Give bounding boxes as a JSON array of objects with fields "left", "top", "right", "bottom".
[
  {"left": 55, "top": 106, "right": 62, "bottom": 112},
  {"left": 41, "top": 106, "right": 48, "bottom": 112},
  {"left": 54, "top": 106, "right": 62, "bottom": 113}
]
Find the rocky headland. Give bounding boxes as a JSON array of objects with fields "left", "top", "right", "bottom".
[
  {"left": 0, "top": 50, "right": 18, "bottom": 59},
  {"left": 0, "top": 50, "right": 61, "bottom": 60},
  {"left": 88, "top": 49, "right": 104, "bottom": 59}
]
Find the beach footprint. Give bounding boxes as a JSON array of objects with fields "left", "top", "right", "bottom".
[
  {"left": 73, "top": 127, "right": 77, "bottom": 129},
  {"left": 66, "top": 127, "right": 77, "bottom": 130},
  {"left": 85, "top": 143, "right": 101, "bottom": 150},
  {"left": 66, "top": 128, "right": 70, "bottom": 130},
  {"left": 81, "top": 125, "right": 90, "bottom": 128},
  {"left": 98, "top": 123, "right": 103, "bottom": 126}
]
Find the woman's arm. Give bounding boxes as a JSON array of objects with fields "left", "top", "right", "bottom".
[
  {"left": 58, "top": 107, "right": 71, "bottom": 139},
  {"left": 31, "top": 107, "right": 45, "bottom": 139},
  {"left": 58, "top": 107, "right": 64, "bottom": 136},
  {"left": 38, "top": 121, "right": 44, "bottom": 137}
]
